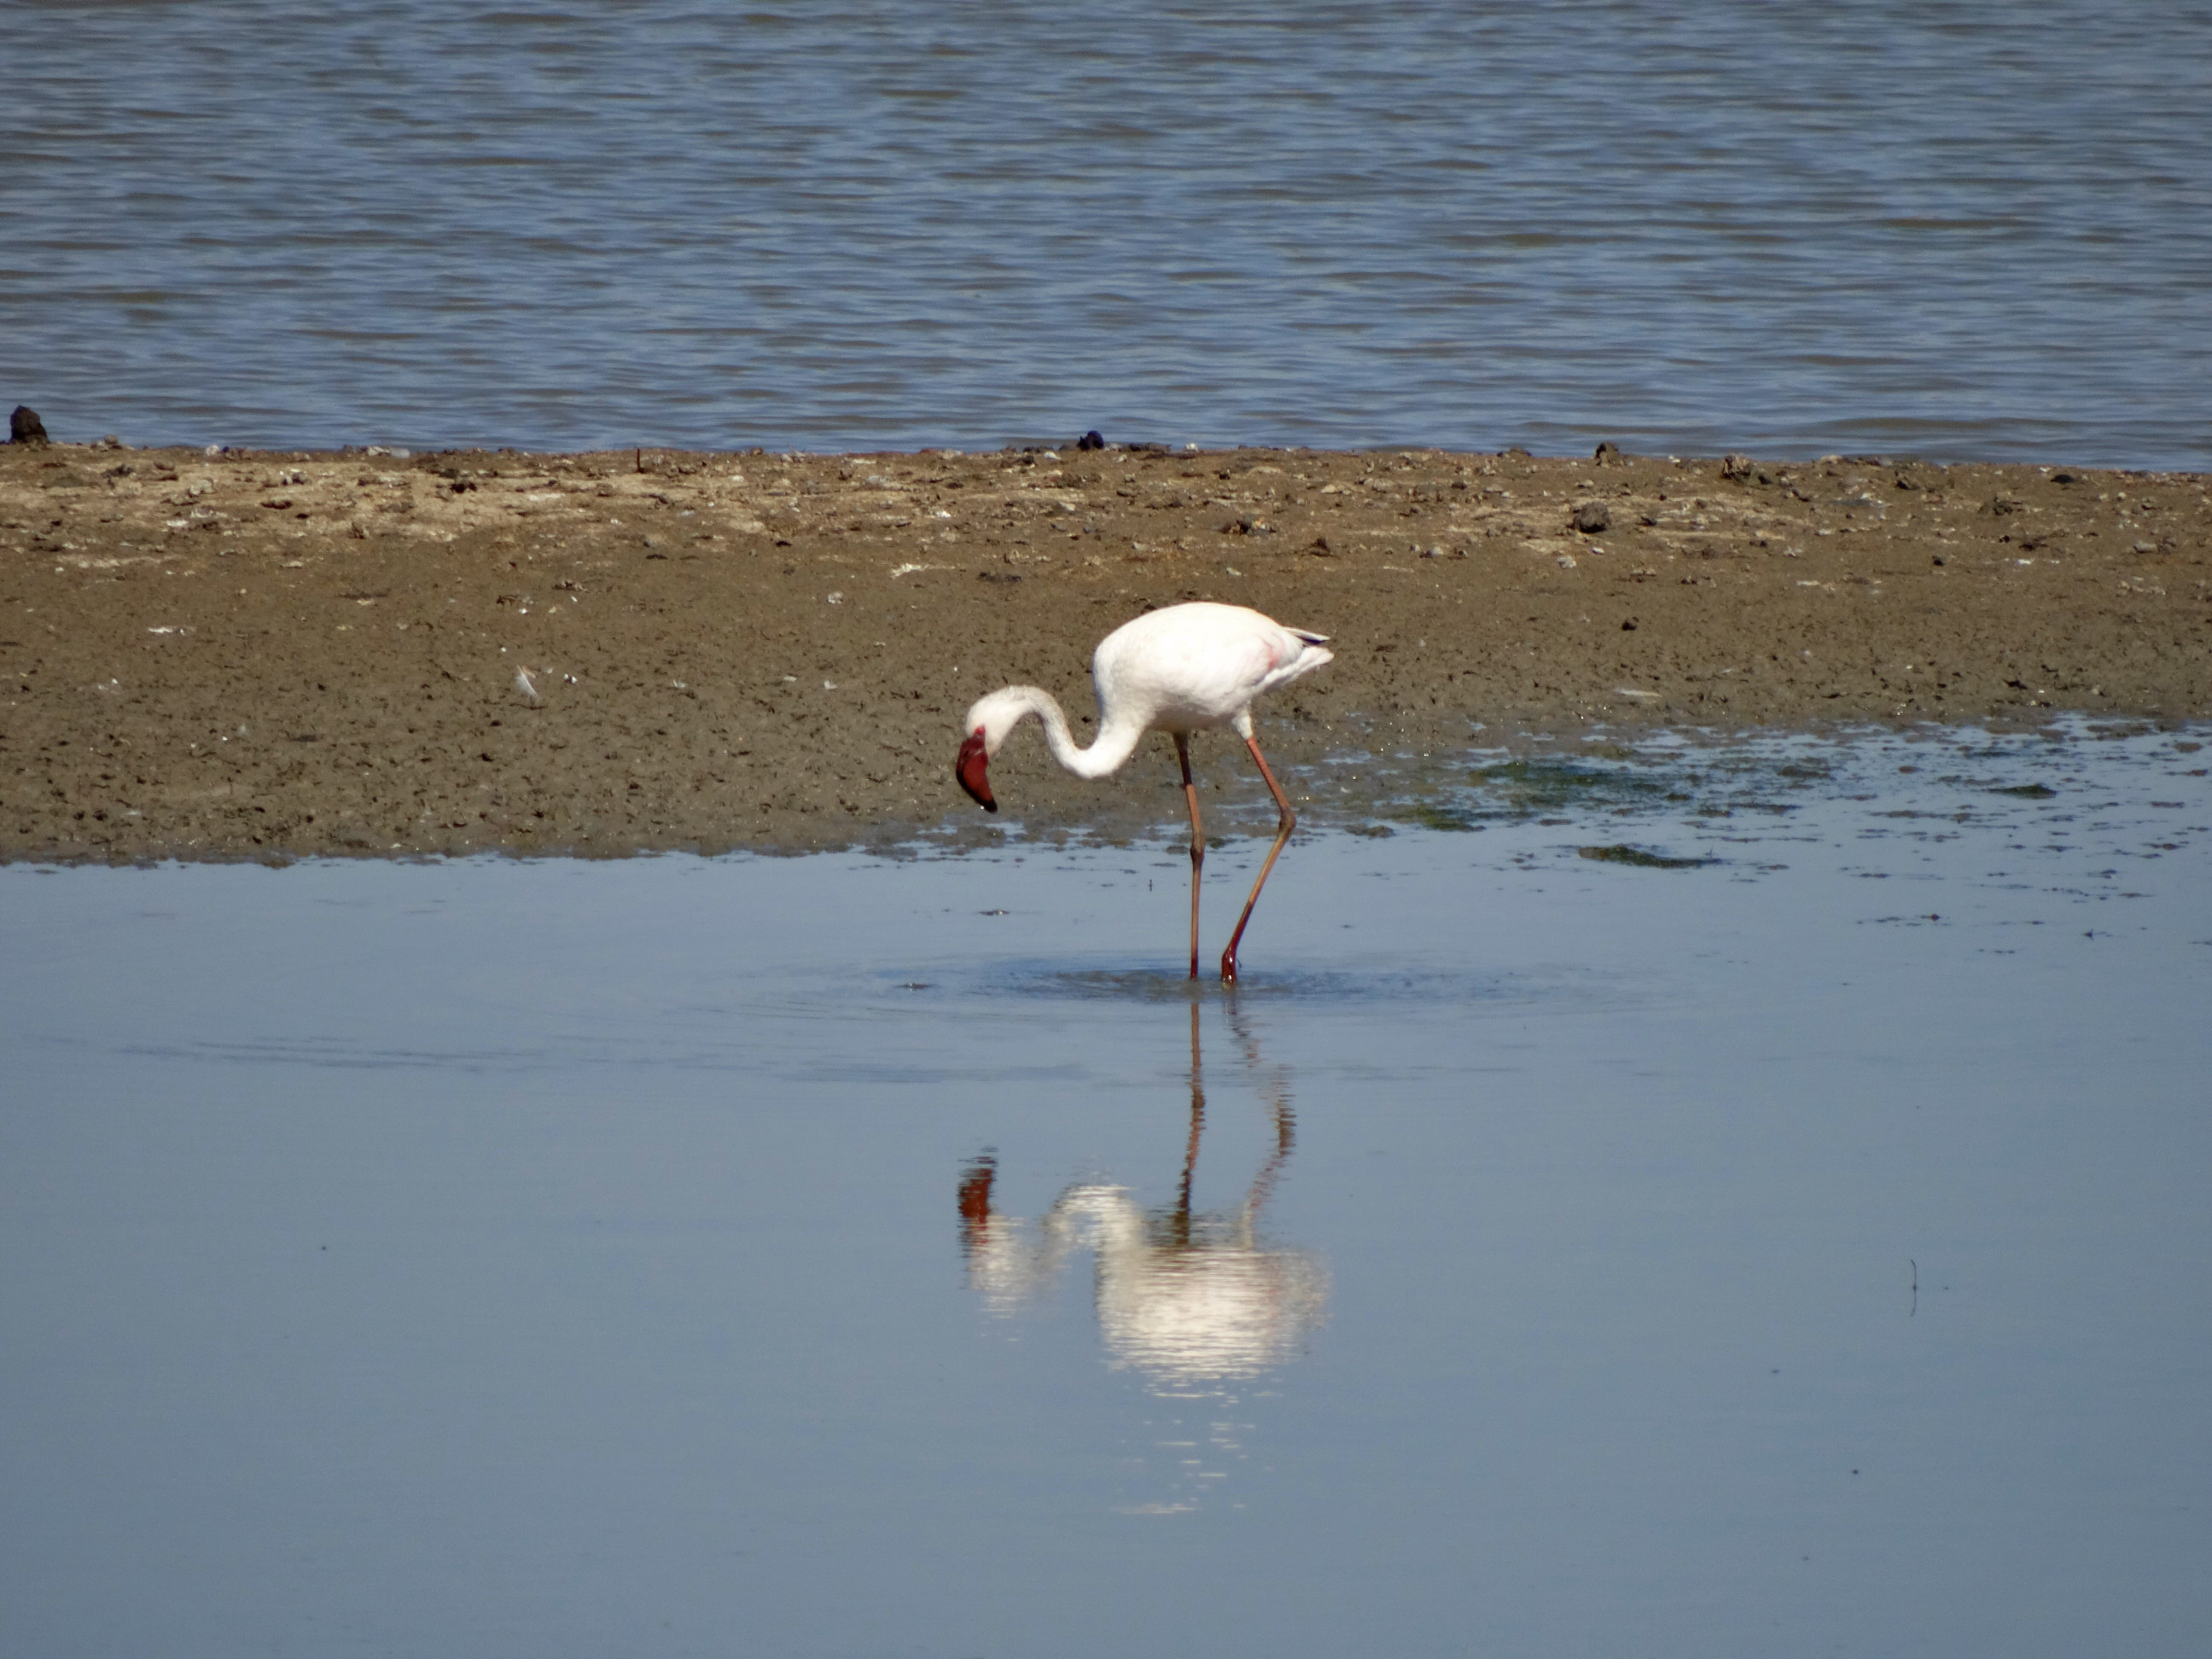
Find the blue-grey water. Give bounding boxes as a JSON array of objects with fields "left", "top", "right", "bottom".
[
  {"left": 3, "top": 724, "right": 2209, "bottom": 1656},
  {"left": 3, "top": 2, "right": 2209, "bottom": 466}
]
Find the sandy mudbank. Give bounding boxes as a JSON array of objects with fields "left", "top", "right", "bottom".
[{"left": 3, "top": 438, "right": 2206, "bottom": 861}]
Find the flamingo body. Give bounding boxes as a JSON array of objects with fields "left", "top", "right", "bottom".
[
  {"left": 954, "top": 602, "right": 1330, "bottom": 802},
  {"left": 954, "top": 602, "right": 1331, "bottom": 980}
]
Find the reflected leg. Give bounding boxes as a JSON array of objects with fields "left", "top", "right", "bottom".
[{"left": 1175, "top": 999, "right": 1205, "bottom": 1238}]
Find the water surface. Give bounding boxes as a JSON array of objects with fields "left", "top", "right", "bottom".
[
  {"left": 3, "top": 724, "right": 2208, "bottom": 1655},
  {"left": 4, "top": 3, "right": 2209, "bottom": 466}
]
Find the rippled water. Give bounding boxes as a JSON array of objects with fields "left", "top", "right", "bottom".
[
  {"left": 4, "top": 3, "right": 2209, "bottom": 465},
  {"left": 4, "top": 725, "right": 2209, "bottom": 1656}
]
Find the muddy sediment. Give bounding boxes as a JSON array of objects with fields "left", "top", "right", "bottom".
[{"left": 3, "top": 439, "right": 2207, "bottom": 862}]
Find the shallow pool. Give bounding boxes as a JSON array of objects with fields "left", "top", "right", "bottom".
[{"left": 3, "top": 724, "right": 2208, "bottom": 1657}]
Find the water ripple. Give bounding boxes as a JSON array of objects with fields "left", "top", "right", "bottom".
[{"left": 2, "top": 3, "right": 2207, "bottom": 464}]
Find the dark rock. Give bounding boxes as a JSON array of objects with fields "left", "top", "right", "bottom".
[
  {"left": 1621, "top": 617, "right": 1639, "bottom": 631},
  {"left": 1076, "top": 430, "right": 1105, "bottom": 451},
  {"left": 1572, "top": 501, "right": 1611, "bottom": 533},
  {"left": 10, "top": 405, "right": 50, "bottom": 446}
]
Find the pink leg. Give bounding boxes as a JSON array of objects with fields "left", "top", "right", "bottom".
[
  {"left": 1175, "top": 732, "right": 1203, "bottom": 980},
  {"left": 1219, "top": 734, "right": 1296, "bottom": 983}
]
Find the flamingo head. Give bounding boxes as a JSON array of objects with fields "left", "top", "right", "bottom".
[
  {"left": 956, "top": 689, "right": 1045, "bottom": 812},
  {"left": 955, "top": 726, "right": 996, "bottom": 811}
]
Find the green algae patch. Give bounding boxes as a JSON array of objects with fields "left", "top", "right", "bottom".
[{"left": 1577, "top": 844, "right": 1714, "bottom": 869}]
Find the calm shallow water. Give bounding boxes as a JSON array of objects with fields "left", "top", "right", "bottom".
[
  {"left": 3, "top": 3, "right": 2209, "bottom": 466},
  {"left": 3, "top": 724, "right": 2208, "bottom": 1656}
]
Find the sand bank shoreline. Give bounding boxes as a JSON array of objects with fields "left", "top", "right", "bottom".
[{"left": 3, "top": 439, "right": 2206, "bottom": 863}]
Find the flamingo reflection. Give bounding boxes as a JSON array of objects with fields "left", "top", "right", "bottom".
[{"left": 958, "top": 1002, "right": 1327, "bottom": 1388}]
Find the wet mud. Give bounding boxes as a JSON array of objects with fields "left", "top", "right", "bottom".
[{"left": 3, "top": 439, "right": 2207, "bottom": 861}]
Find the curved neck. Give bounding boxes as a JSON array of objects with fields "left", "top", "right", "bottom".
[{"left": 1004, "top": 685, "right": 1147, "bottom": 779}]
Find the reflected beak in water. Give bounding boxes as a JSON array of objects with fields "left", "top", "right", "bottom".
[{"left": 956, "top": 731, "right": 995, "bottom": 811}]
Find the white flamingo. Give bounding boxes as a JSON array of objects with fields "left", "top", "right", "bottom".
[{"left": 952, "top": 601, "right": 1333, "bottom": 981}]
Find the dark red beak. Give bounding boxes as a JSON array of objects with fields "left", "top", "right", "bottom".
[{"left": 955, "top": 731, "right": 996, "bottom": 811}]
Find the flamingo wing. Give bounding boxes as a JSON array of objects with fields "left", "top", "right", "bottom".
[{"left": 1093, "top": 603, "right": 1332, "bottom": 731}]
